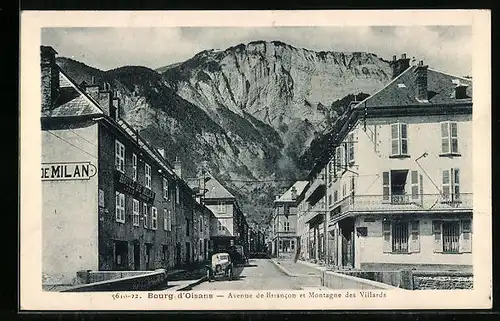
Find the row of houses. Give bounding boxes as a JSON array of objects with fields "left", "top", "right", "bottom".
[
  {"left": 40, "top": 46, "right": 254, "bottom": 286},
  {"left": 269, "top": 54, "right": 473, "bottom": 272}
]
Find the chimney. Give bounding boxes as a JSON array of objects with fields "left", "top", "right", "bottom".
[
  {"left": 85, "top": 76, "right": 100, "bottom": 101},
  {"left": 415, "top": 60, "right": 429, "bottom": 102},
  {"left": 452, "top": 79, "right": 469, "bottom": 99},
  {"left": 291, "top": 186, "right": 297, "bottom": 201},
  {"left": 112, "top": 94, "right": 120, "bottom": 120},
  {"left": 40, "top": 46, "right": 60, "bottom": 112},
  {"left": 98, "top": 82, "right": 112, "bottom": 116},
  {"left": 174, "top": 156, "right": 183, "bottom": 178},
  {"left": 390, "top": 53, "right": 411, "bottom": 79}
]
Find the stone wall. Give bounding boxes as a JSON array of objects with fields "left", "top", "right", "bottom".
[{"left": 412, "top": 271, "right": 473, "bottom": 290}]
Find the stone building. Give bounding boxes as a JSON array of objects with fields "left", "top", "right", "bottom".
[{"left": 41, "top": 46, "right": 202, "bottom": 286}]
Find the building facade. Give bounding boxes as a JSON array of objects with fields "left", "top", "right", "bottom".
[
  {"left": 201, "top": 172, "right": 247, "bottom": 253},
  {"left": 41, "top": 46, "right": 203, "bottom": 286},
  {"left": 320, "top": 55, "right": 473, "bottom": 271},
  {"left": 271, "top": 182, "right": 308, "bottom": 259}
]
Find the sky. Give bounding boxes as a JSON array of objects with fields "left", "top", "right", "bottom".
[{"left": 42, "top": 26, "right": 472, "bottom": 77}]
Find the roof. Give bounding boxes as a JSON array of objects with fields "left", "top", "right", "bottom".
[
  {"left": 275, "top": 181, "right": 308, "bottom": 203},
  {"left": 353, "top": 65, "right": 472, "bottom": 109},
  {"left": 41, "top": 67, "right": 104, "bottom": 118},
  {"left": 203, "top": 172, "right": 235, "bottom": 200}
]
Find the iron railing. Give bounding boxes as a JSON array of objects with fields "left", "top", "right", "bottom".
[{"left": 329, "top": 193, "right": 473, "bottom": 220}]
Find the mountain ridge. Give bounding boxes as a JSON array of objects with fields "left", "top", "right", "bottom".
[{"left": 54, "top": 40, "right": 393, "bottom": 225}]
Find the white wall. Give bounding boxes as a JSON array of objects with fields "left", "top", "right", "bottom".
[
  {"left": 354, "top": 216, "right": 472, "bottom": 268},
  {"left": 42, "top": 124, "right": 99, "bottom": 285}
]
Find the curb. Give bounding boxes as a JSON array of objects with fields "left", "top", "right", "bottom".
[
  {"left": 270, "top": 259, "right": 298, "bottom": 277},
  {"left": 176, "top": 276, "right": 208, "bottom": 291},
  {"left": 297, "top": 260, "right": 328, "bottom": 272}
]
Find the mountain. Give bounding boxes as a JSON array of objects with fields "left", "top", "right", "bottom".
[{"left": 55, "top": 41, "right": 392, "bottom": 225}]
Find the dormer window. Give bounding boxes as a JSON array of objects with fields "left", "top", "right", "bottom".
[{"left": 455, "top": 84, "right": 468, "bottom": 99}]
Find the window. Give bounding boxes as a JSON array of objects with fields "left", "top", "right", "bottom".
[
  {"left": 350, "top": 176, "right": 355, "bottom": 194},
  {"left": 441, "top": 122, "right": 459, "bottom": 154},
  {"left": 291, "top": 240, "right": 295, "bottom": 250},
  {"left": 218, "top": 221, "right": 224, "bottom": 231},
  {"left": 145, "top": 163, "right": 151, "bottom": 189},
  {"left": 433, "top": 219, "right": 471, "bottom": 254},
  {"left": 186, "top": 218, "right": 190, "bottom": 236},
  {"left": 132, "top": 199, "right": 140, "bottom": 226},
  {"left": 151, "top": 207, "right": 158, "bottom": 230},
  {"left": 115, "top": 192, "right": 125, "bottom": 223},
  {"left": 334, "top": 190, "right": 338, "bottom": 203},
  {"left": 442, "top": 221, "right": 460, "bottom": 253},
  {"left": 442, "top": 168, "right": 460, "bottom": 202},
  {"left": 335, "top": 147, "right": 341, "bottom": 175},
  {"left": 115, "top": 140, "right": 125, "bottom": 172},
  {"left": 392, "top": 221, "right": 409, "bottom": 253},
  {"left": 175, "top": 185, "right": 180, "bottom": 204},
  {"left": 218, "top": 201, "right": 226, "bottom": 213},
  {"left": 163, "top": 178, "right": 169, "bottom": 200},
  {"left": 390, "top": 123, "right": 408, "bottom": 156},
  {"left": 132, "top": 153, "right": 137, "bottom": 181},
  {"left": 328, "top": 194, "right": 333, "bottom": 206},
  {"left": 347, "top": 133, "right": 355, "bottom": 164},
  {"left": 200, "top": 215, "right": 203, "bottom": 233},
  {"left": 163, "top": 209, "right": 172, "bottom": 231},
  {"left": 284, "top": 221, "right": 290, "bottom": 232},
  {"left": 382, "top": 172, "right": 390, "bottom": 201},
  {"left": 382, "top": 220, "right": 421, "bottom": 253},
  {"left": 143, "top": 203, "right": 149, "bottom": 228}
]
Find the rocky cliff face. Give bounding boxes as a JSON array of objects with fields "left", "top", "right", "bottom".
[{"left": 56, "top": 41, "right": 392, "bottom": 225}]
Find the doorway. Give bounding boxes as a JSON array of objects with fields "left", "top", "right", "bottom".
[
  {"left": 339, "top": 218, "right": 355, "bottom": 268},
  {"left": 113, "top": 240, "right": 128, "bottom": 271},
  {"left": 133, "top": 242, "right": 141, "bottom": 270}
]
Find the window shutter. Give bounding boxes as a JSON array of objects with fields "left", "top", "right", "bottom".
[
  {"left": 411, "top": 170, "right": 419, "bottom": 200},
  {"left": 409, "top": 220, "right": 420, "bottom": 253},
  {"left": 450, "top": 122, "right": 459, "bottom": 153},
  {"left": 115, "top": 191, "right": 120, "bottom": 221},
  {"left": 460, "top": 219, "right": 472, "bottom": 253},
  {"left": 382, "top": 221, "right": 391, "bottom": 253},
  {"left": 432, "top": 220, "right": 443, "bottom": 253},
  {"left": 382, "top": 171, "right": 390, "bottom": 201},
  {"left": 391, "top": 124, "right": 399, "bottom": 155},
  {"left": 442, "top": 169, "right": 451, "bottom": 201},
  {"left": 400, "top": 123, "right": 408, "bottom": 155},
  {"left": 452, "top": 168, "right": 460, "bottom": 201},
  {"left": 441, "top": 122, "right": 450, "bottom": 153}
]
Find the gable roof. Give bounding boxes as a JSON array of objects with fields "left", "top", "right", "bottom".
[
  {"left": 353, "top": 65, "right": 472, "bottom": 109},
  {"left": 203, "top": 172, "right": 235, "bottom": 200},
  {"left": 275, "top": 181, "right": 309, "bottom": 203},
  {"left": 41, "top": 67, "right": 103, "bottom": 118}
]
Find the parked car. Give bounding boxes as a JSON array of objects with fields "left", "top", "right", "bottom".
[
  {"left": 229, "top": 245, "right": 249, "bottom": 265},
  {"left": 206, "top": 252, "right": 234, "bottom": 282}
]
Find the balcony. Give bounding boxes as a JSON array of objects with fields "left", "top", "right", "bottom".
[
  {"left": 329, "top": 193, "right": 473, "bottom": 221},
  {"left": 304, "top": 175, "right": 326, "bottom": 202},
  {"left": 304, "top": 201, "right": 327, "bottom": 225}
]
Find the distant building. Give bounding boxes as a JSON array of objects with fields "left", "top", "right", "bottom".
[
  {"left": 271, "top": 181, "right": 308, "bottom": 259},
  {"left": 40, "top": 46, "right": 202, "bottom": 286},
  {"left": 310, "top": 54, "right": 473, "bottom": 271},
  {"left": 200, "top": 172, "right": 247, "bottom": 252}
]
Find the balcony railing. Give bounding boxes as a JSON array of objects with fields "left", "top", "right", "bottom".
[
  {"left": 303, "top": 201, "right": 327, "bottom": 224},
  {"left": 329, "top": 193, "right": 473, "bottom": 220}
]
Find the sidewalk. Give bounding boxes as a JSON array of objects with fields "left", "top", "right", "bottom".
[{"left": 271, "top": 259, "right": 324, "bottom": 277}]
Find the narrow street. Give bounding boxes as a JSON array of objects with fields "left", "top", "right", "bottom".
[{"left": 189, "top": 259, "right": 321, "bottom": 291}]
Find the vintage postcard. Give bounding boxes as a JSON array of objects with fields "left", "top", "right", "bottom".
[{"left": 20, "top": 10, "right": 492, "bottom": 310}]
